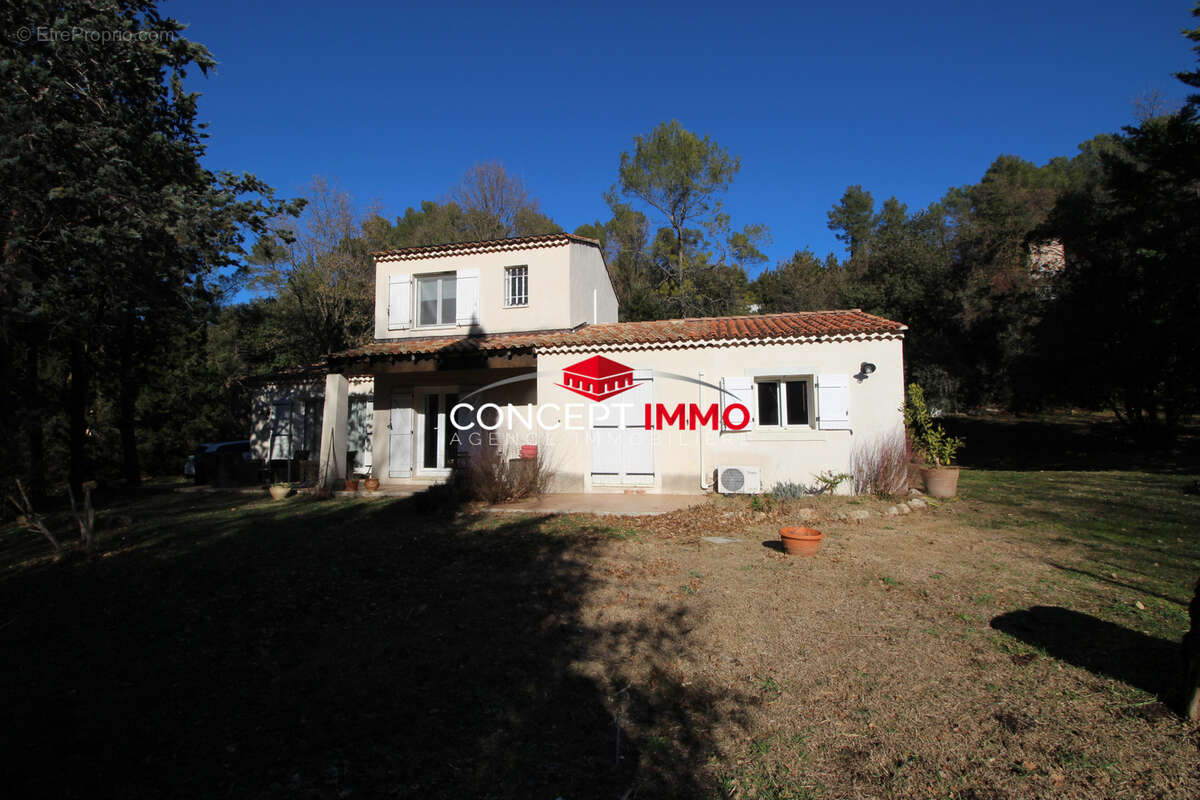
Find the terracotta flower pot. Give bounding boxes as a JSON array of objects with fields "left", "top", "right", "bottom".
[
  {"left": 268, "top": 485, "right": 290, "bottom": 501},
  {"left": 920, "top": 467, "right": 960, "bottom": 498},
  {"left": 344, "top": 479, "right": 360, "bottom": 492},
  {"left": 779, "top": 526, "right": 823, "bottom": 556},
  {"left": 363, "top": 477, "right": 380, "bottom": 491}
]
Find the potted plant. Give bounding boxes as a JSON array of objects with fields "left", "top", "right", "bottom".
[
  {"left": 904, "top": 383, "right": 964, "bottom": 498},
  {"left": 363, "top": 471, "right": 380, "bottom": 492},
  {"left": 779, "top": 526, "right": 823, "bottom": 556},
  {"left": 269, "top": 482, "right": 292, "bottom": 501},
  {"left": 344, "top": 477, "right": 360, "bottom": 492}
]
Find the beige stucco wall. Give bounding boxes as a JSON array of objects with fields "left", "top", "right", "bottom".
[
  {"left": 569, "top": 244, "right": 619, "bottom": 328},
  {"left": 533, "top": 338, "right": 905, "bottom": 494},
  {"left": 373, "top": 241, "right": 617, "bottom": 340}
]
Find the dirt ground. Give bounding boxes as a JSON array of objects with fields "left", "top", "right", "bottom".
[
  {"left": 559, "top": 492, "right": 1200, "bottom": 799},
  {"left": 0, "top": 470, "right": 1197, "bottom": 799}
]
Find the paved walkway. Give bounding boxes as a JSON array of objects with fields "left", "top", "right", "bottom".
[{"left": 484, "top": 493, "right": 707, "bottom": 516}]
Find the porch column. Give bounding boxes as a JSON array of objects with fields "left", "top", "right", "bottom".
[{"left": 318, "top": 372, "right": 349, "bottom": 488}]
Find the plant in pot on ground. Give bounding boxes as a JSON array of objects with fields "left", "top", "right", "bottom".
[{"left": 904, "top": 382, "right": 964, "bottom": 498}]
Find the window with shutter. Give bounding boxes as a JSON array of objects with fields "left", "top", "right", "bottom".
[
  {"left": 752, "top": 377, "right": 813, "bottom": 429},
  {"left": 387, "top": 275, "right": 411, "bottom": 330},
  {"left": 455, "top": 269, "right": 480, "bottom": 325}
]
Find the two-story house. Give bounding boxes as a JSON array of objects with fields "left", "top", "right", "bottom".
[{"left": 252, "top": 232, "right": 908, "bottom": 495}]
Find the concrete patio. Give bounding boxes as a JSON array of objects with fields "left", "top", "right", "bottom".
[{"left": 483, "top": 493, "right": 708, "bottom": 517}]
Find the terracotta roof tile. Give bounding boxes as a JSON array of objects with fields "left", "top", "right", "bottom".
[
  {"left": 329, "top": 310, "right": 905, "bottom": 364},
  {"left": 370, "top": 233, "right": 601, "bottom": 261}
]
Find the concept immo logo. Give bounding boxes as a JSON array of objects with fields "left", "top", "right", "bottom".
[
  {"left": 557, "top": 355, "right": 636, "bottom": 401},
  {"left": 451, "top": 358, "right": 751, "bottom": 431}
]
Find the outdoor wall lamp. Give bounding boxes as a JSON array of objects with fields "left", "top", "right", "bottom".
[{"left": 854, "top": 362, "right": 877, "bottom": 382}]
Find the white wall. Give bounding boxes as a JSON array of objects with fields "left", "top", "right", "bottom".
[
  {"left": 373, "top": 241, "right": 617, "bottom": 340},
  {"left": 534, "top": 338, "right": 905, "bottom": 494}
]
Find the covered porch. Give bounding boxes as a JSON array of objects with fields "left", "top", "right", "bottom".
[{"left": 319, "top": 334, "right": 546, "bottom": 489}]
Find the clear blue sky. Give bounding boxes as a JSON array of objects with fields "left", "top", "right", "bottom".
[{"left": 168, "top": 0, "right": 1195, "bottom": 274}]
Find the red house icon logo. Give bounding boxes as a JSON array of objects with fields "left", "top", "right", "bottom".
[{"left": 558, "top": 355, "right": 636, "bottom": 401}]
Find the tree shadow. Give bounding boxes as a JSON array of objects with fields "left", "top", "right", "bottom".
[
  {"left": 0, "top": 492, "right": 747, "bottom": 798},
  {"left": 990, "top": 606, "right": 1181, "bottom": 706},
  {"left": 943, "top": 415, "right": 1200, "bottom": 473}
]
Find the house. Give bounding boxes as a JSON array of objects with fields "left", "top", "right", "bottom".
[{"left": 257, "top": 232, "right": 908, "bottom": 494}]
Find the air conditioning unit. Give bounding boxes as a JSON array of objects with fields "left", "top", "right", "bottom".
[{"left": 717, "top": 466, "right": 763, "bottom": 494}]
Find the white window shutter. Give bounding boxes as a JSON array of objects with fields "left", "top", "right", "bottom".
[
  {"left": 456, "top": 268, "right": 480, "bottom": 326},
  {"left": 817, "top": 374, "right": 851, "bottom": 430},
  {"left": 388, "top": 275, "right": 411, "bottom": 330},
  {"left": 720, "top": 377, "right": 755, "bottom": 431}
]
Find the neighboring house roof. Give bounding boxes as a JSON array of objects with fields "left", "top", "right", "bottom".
[
  {"left": 329, "top": 310, "right": 906, "bottom": 365},
  {"left": 370, "top": 232, "right": 602, "bottom": 261}
]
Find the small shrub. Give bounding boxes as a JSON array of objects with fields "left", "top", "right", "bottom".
[
  {"left": 465, "top": 444, "right": 553, "bottom": 504},
  {"left": 769, "top": 481, "right": 808, "bottom": 500},
  {"left": 852, "top": 430, "right": 909, "bottom": 496},
  {"left": 749, "top": 493, "right": 772, "bottom": 512},
  {"left": 904, "top": 383, "right": 964, "bottom": 467},
  {"left": 811, "top": 470, "right": 850, "bottom": 495}
]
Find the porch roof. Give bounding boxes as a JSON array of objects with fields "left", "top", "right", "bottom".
[{"left": 329, "top": 310, "right": 905, "bottom": 366}]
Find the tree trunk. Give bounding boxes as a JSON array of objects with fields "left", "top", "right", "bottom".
[
  {"left": 67, "top": 339, "right": 88, "bottom": 497},
  {"left": 25, "top": 342, "right": 46, "bottom": 505},
  {"left": 118, "top": 327, "right": 141, "bottom": 486}
]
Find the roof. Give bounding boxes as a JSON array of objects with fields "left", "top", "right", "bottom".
[
  {"left": 562, "top": 355, "right": 634, "bottom": 378},
  {"left": 370, "top": 232, "right": 601, "bottom": 261},
  {"left": 329, "top": 310, "right": 905, "bottom": 363}
]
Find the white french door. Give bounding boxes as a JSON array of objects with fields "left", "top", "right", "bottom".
[{"left": 417, "top": 390, "right": 460, "bottom": 474}]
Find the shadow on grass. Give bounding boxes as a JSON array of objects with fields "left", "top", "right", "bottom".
[
  {"left": 943, "top": 415, "right": 1200, "bottom": 473},
  {"left": 1044, "top": 561, "right": 1192, "bottom": 607},
  {"left": 0, "top": 491, "right": 747, "bottom": 798},
  {"left": 990, "top": 606, "right": 1181, "bottom": 706}
]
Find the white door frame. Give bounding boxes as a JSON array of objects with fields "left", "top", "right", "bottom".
[{"left": 415, "top": 386, "right": 460, "bottom": 477}]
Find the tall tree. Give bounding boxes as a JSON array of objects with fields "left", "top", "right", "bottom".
[
  {"left": 826, "top": 185, "right": 875, "bottom": 263},
  {"left": 449, "top": 162, "right": 559, "bottom": 240},
  {"left": 1176, "top": 1, "right": 1200, "bottom": 107},
  {"left": 1037, "top": 112, "right": 1200, "bottom": 443},
  {"left": 1, "top": 0, "right": 298, "bottom": 491},
  {"left": 614, "top": 120, "right": 759, "bottom": 315},
  {"left": 249, "top": 178, "right": 373, "bottom": 361},
  {"left": 752, "top": 250, "right": 847, "bottom": 313}
]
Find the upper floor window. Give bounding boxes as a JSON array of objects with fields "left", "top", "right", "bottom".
[
  {"left": 756, "top": 378, "right": 811, "bottom": 428},
  {"left": 504, "top": 265, "right": 528, "bottom": 307},
  {"left": 416, "top": 273, "right": 456, "bottom": 327}
]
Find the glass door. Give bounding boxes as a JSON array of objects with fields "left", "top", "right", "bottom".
[{"left": 419, "top": 391, "right": 459, "bottom": 473}]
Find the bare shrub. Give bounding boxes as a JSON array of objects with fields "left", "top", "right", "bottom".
[
  {"left": 851, "top": 431, "right": 909, "bottom": 496},
  {"left": 465, "top": 444, "right": 553, "bottom": 504}
]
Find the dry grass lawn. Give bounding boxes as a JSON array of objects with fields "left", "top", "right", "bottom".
[{"left": 1, "top": 444, "right": 1197, "bottom": 798}]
